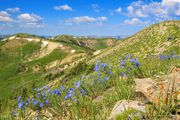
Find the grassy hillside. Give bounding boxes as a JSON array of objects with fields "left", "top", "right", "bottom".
[
  {"left": 0, "top": 33, "right": 118, "bottom": 101},
  {"left": 0, "top": 21, "right": 180, "bottom": 120},
  {"left": 53, "top": 34, "right": 118, "bottom": 51}
]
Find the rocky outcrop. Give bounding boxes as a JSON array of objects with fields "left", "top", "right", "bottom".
[
  {"left": 135, "top": 70, "right": 180, "bottom": 103},
  {"left": 109, "top": 100, "right": 145, "bottom": 120}
]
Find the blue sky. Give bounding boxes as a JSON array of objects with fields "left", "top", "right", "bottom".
[{"left": 0, "top": 0, "right": 179, "bottom": 36}]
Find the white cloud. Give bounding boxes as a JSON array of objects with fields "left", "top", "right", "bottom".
[
  {"left": 6, "top": 7, "right": 20, "bottom": 13},
  {"left": 126, "top": 1, "right": 148, "bottom": 18},
  {"left": 126, "top": 0, "right": 180, "bottom": 19},
  {"left": 115, "top": 7, "right": 122, "bottom": 13},
  {"left": 97, "top": 16, "right": 107, "bottom": 21},
  {"left": 124, "top": 18, "right": 148, "bottom": 25},
  {"left": 17, "top": 13, "right": 42, "bottom": 22},
  {"left": 92, "top": 4, "right": 100, "bottom": 12},
  {"left": 65, "top": 16, "right": 107, "bottom": 24},
  {"left": 17, "top": 13, "right": 44, "bottom": 28},
  {"left": 54, "top": 4, "right": 72, "bottom": 11},
  {"left": 0, "top": 11, "right": 14, "bottom": 22},
  {"left": 162, "top": 0, "right": 180, "bottom": 16}
]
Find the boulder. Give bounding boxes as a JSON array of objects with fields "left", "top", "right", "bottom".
[
  {"left": 109, "top": 100, "right": 145, "bottom": 120},
  {"left": 134, "top": 78, "right": 158, "bottom": 102},
  {"left": 135, "top": 71, "right": 180, "bottom": 103}
]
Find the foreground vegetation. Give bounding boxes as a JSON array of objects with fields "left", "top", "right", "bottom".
[{"left": 1, "top": 51, "right": 180, "bottom": 119}]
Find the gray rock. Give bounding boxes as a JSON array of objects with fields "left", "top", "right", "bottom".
[{"left": 109, "top": 100, "right": 145, "bottom": 120}]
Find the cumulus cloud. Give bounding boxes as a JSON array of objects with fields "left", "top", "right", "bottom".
[
  {"left": 0, "top": 11, "right": 14, "bottom": 22},
  {"left": 17, "top": 13, "right": 42, "bottom": 22},
  {"left": 126, "top": 0, "right": 180, "bottom": 19},
  {"left": 65, "top": 16, "right": 107, "bottom": 24},
  {"left": 17, "top": 13, "right": 44, "bottom": 28},
  {"left": 6, "top": 7, "right": 20, "bottom": 13},
  {"left": 115, "top": 7, "right": 122, "bottom": 13},
  {"left": 54, "top": 4, "right": 73, "bottom": 11},
  {"left": 126, "top": 1, "right": 149, "bottom": 18},
  {"left": 162, "top": 0, "right": 180, "bottom": 16},
  {"left": 124, "top": 18, "right": 148, "bottom": 25}
]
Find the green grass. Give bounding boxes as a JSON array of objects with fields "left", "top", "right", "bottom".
[{"left": 28, "top": 48, "right": 68, "bottom": 66}]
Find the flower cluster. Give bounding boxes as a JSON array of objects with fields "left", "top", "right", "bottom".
[
  {"left": 160, "top": 53, "right": 180, "bottom": 61},
  {"left": 14, "top": 55, "right": 141, "bottom": 117}
]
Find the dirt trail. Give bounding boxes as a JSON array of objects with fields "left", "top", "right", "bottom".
[{"left": 27, "top": 40, "right": 60, "bottom": 61}]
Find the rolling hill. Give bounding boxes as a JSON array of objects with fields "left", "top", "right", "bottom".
[
  {"left": 0, "top": 20, "right": 180, "bottom": 119},
  {"left": 0, "top": 33, "right": 118, "bottom": 100}
]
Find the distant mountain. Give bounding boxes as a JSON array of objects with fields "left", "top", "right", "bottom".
[{"left": 53, "top": 34, "right": 118, "bottom": 51}]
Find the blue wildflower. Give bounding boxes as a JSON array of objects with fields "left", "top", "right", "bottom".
[
  {"left": 25, "top": 102, "right": 29, "bottom": 106},
  {"left": 160, "top": 55, "right": 170, "bottom": 61},
  {"left": 54, "top": 89, "right": 61, "bottom": 95},
  {"left": 69, "top": 88, "right": 74, "bottom": 94},
  {"left": 120, "top": 60, "right": 125, "bottom": 68},
  {"left": 94, "top": 63, "right": 100, "bottom": 72},
  {"left": 40, "top": 103, "right": 44, "bottom": 108},
  {"left": 47, "top": 89, "right": 51, "bottom": 93},
  {"left": 18, "top": 102, "right": 24, "bottom": 109},
  {"left": 130, "top": 58, "right": 140, "bottom": 68},
  {"left": 104, "top": 77, "right": 109, "bottom": 81},
  {"left": 64, "top": 93, "right": 72, "bottom": 100},
  {"left": 101, "top": 63, "right": 107, "bottom": 68},
  {"left": 12, "top": 111, "right": 17, "bottom": 117},
  {"left": 42, "top": 91, "right": 46, "bottom": 97},
  {"left": 17, "top": 96, "right": 21, "bottom": 102},
  {"left": 37, "top": 92, "right": 41, "bottom": 96},
  {"left": 45, "top": 99, "right": 49, "bottom": 104},
  {"left": 80, "top": 89, "right": 86, "bottom": 96},
  {"left": 74, "top": 81, "right": 80, "bottom": 88},
  {"left": 33, "top": 100, "right": 38, "bottom": 106},
  {"left": 108, "top": 70, "right": 113, "bottom": 75},
  {"left": 82, "top": 75, "right": 85, "bottom": 79},
  {"left": 61, "top": 86, "right": 65, "bottom": 90},
  {"left": 42, "top": 86, "right": 47, "bottom": 89},
  {"left": 134, "top": 59, "right": 140, "bottom": 68}
]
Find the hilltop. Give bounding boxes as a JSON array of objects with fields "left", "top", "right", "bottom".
[
  {"left": 90, "top": 20, "right": 180, "bottom": 64},
  {"left": 0, "top": 20, "right": 180, "bottom": 119}
]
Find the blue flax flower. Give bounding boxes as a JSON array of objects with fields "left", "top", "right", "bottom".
[
  {"left": 104, "top": 77, "right": 109, "bottom": 81},
  {"left": 80, "top": 89, "right": 86, "bottom": 96},
  {"left": 40, "top": 103, "right": 44, "bottom": 108},
  {"left": 33, "top": 100, "right": 38, "bottom": 106},
  {"left": 74, "top": 81, "right": 80, "bottom": 88},
  {"left": 94, "top": 63, "right": 100, "bottom": 72},
  {"left": 17, "top": 96, "right": 21, "bottom": 102},
  {"left": 101, "top": 63, "right": 107, "bottom": 68},
  {"left": 45, "top": 99, "right": 49, "bottom": 104},
  {"left": 18, "top": 102, "right": 24, "bottom": 109},
  {"left": 64, "top": 93, "right": 72, "bottom": 100},
  {"left": 54, "top": 89, "right": 61, "bottom": 95}
]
